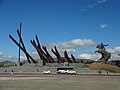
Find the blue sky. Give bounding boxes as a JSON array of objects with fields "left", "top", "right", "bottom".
[{"left": 0, "top": 0, "right": 120, "bottom": 61}]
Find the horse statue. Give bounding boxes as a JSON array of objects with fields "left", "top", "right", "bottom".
[{"left": 95, "top": 43, "right": 111, "bottom": 64}]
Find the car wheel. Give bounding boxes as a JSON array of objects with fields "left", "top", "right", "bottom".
[
  {"left": 57, "top": 72, "right": 60, "bottom": 74},
  {"left": 65, "top": 72, "right": 68, "bottom": 75}
]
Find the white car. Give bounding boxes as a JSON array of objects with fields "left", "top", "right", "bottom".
[
  {"left": 57, "top": 69, "right": 77, "bottom": 75},
  {"left": 42, "top": 70, "right": 51, "bottom": 74}
]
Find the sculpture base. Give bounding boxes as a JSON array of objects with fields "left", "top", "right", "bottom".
[{"left": 97, "top": 58, "right": 108, "bottom": 64}]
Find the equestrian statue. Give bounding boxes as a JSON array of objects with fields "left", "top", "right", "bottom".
[{"left": 95, "top": 43, "right": 111, "bottom": 64}]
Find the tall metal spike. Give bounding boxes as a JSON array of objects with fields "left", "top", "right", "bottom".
[
  {"left": 54, "top": 46, "right": 64, "bottom": 63},
  {"left": 42, "top": 46, "right": 55, "bottom": 63},
  {"left": 64, "top": 50, "right": 73, "bottom": 63},
  {"left": 51, "top": 46, "right": 67, "bottom": 63},
  {"left": 9, "top": 34, "right": 37, "bottom": 63},
  {"left": 17, "top": 29, "right": 31, "bottom": 64},
  {"left": 71, "top": 54, "right": 76, "bottom": 63},
  {"left": 30, "top": 40, "right": 47, "bottom": 66},
  {"left": 18, "top": 22, "right": 22, "bottom": 66}
]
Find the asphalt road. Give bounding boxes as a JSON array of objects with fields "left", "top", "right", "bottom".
[
  {"left": 0, "top": 72, "right": 120, "bottom": 90},
  {"left": 0, "top": 72, "right": 120, "bottom": 78}
]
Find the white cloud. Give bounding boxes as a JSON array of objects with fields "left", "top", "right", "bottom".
[
  {"left": 31, "top": 50, "right": 39, "bottom": 59},
  {"left": 62, "top": 32, "right": 67, "bottom": 34},
  {"left": 78, "top": 46, "right": 120, "bottom": 61},
  {"left": 20, "top": 56, "right": 27, "bottom": 61},
  {"left": 81, "top": 0, "right": 107, "bottom": 11},
  {"left": 81, "top": 8, "right": 87, "bottom": 11},
  {"left": 0, "top": 51, "right": 27, "bottom": 62},
  {"left": 0, "top": 54, "right": 17, "bottom": 62},
  {"left": 107, "top": 46, "right": 120, "bottom": 60},
  {"left": 58, "top": 48, "right": 76, "bottom": 54},
  {"left": 30, "top": 41, "right": 120, "bottom": 62},
  {"left": 97, "top": 0, "right": 107, "bottom": 3},
  {"left": 48, "top": 39, "right": 95, "bottom": 48},
  {"left": 108, "top": 47, "right": 120, "bottom": 54},
  {"left": 0, "top": 51, "right": 2, "bottom": 55},
  {"left": 31, "top": 39, "right": 95, "bottom": 58},
  {"left": 78, "top": 53, "right": 101, "bottom": 61},
  {"left": 100, "top": 23, "right": 109, "bottom": 29},
  {"left": 45, "top": 39, "right": 95, "bottom": 54}
]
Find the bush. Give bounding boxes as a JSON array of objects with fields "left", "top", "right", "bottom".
[{"left": 0, "top": 64, "right": 4, "bottom": 67}]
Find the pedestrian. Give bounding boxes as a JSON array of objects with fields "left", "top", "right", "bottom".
[
  {"left": 37, "top": 68, "right": 39, "bottom": 72},
  {"left": 98, "top": 71, "right": 101, "bottom": 75},
  {"left": 11, "top": 70, "right": 14, "bottom": 74},
  {"left": 107, "top": 71, "right": 109, "bottom": 75},
  {"left": 5, "top": 69, "right": 7, "bottom": 72}
]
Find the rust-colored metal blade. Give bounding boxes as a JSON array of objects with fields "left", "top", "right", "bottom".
[{"left": 9, "top": 34, "right": 37, "bottom": 63}]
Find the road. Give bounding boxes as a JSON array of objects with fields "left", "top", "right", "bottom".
[
  {"left": 0, "top": 72, "right": 120, "bottom": 78},
  {"left": 0, "top": 72, "right": 120, "bottom": 90}
]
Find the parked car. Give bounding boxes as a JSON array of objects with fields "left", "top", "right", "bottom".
[
  {"left": 57, "top": 66, "right": 77, "bottom": 75},
  {"left": 42, "top": 70, "right": 51, "bottom": 74}
]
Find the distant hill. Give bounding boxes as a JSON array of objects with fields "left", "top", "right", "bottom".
[
  {"left": 0, "top": 61, "right": 15, "bottom": 64},
  {"left": 0, "top": 61, "right": 16, "bottom": 67},
  {"left": 76, "top": 59, "right": 95, "bottom": 63}
]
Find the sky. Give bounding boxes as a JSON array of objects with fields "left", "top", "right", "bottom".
[{"left": 0, "top": 0, "right": 120, "bottom": 62}]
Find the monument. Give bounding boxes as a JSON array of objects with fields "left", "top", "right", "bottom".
[{"left": 95, "top": 43, "right": 111, "bottom": 64}]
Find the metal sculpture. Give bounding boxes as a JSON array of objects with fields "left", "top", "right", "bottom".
[
  {"left": 51, "top": 46, "right": 64, "bottom": 63},
  {"left": 35, "top": 35, "right": 50, "bottom": 64},
  {"left": 71, "top": 54, "right": 77, "bottom": 63},
  {"left": 30, "top": 35, "right": 49, "bottom": 65},
  {"left": 17, "top": 29, "right": 31, "bottom": 63},
  {"left": 95, "top": 43, "right": 111, "bottom": 64},
  {"left": 30, "top": 35, "right": 56, "bottom": 65},
  {"left": 18, "top": 22, "right": 22, "bottom": 66},
  {"left": 42, "top": 46, "right": 55, "bottom": 63},
  {"left": 9, "top": 23, "right": 84, "bottom": 65},
  {"left": 64, "top": 50, "right": 73, "bottom": 63},
  {"left": 9, "top": 30, "right": 37, "bottom": 63},
  {"left": 30, "top": 39, "right": 48, "bottom": 65}
]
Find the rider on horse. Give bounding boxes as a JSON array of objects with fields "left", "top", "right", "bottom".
[{"left": 95, "top": 43, "right": 111, "bottom": 64}]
